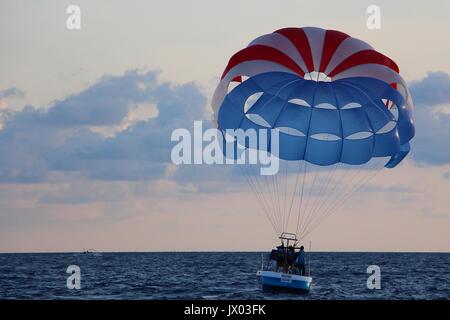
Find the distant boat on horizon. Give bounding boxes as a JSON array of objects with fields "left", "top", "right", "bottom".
[{"left": 82, "top": 248, "right": 102, "bottom": 256}]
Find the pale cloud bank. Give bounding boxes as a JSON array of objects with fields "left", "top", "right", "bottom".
[
  {"left": 1, "top": 69, "right": 450, "bottom": 184},
  {"left": 409, "top": 72, "right": 450, "bottom": 165},
  {"left": 0, "top": 70, "right": 209, "bottom": 183}
]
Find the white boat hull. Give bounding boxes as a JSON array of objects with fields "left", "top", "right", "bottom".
[{"left": 256, "top": 270, "right": 312, "bottom": 292}]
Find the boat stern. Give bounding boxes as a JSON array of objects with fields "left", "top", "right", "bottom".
[{"left": 256, "top": 270, "right": 312, "bottom": 292}]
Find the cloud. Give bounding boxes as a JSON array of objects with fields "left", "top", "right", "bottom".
[
  {"left": 0, "top": 87, "right": 25, "bottom": 99},
  {"left": 421, "top": 207, "right": 450, "bottom": 220},
  {"left": 0, "top": 70, "right": 209, "bottom": 183},
  {"left": 2, "top": 69, "right": 450, "bottom": 186},
  {"left": 0, "top": 87, "right": 25, "bottom": 111},
  {"left": 12, "top": 71, "right": 160, "bottom": 127},
  {"left": 409, "top": 72, "right": 450, "bottom": 107},
  {"left": 359, "top": 184, "right": 416, "bottom": 193},
  {"left": 408, "top": 72, "right": 450, "bottom": 165}
]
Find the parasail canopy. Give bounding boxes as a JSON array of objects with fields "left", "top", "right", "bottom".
[{"left": 212, "top": 27, "right": 415, "bottom": 239}]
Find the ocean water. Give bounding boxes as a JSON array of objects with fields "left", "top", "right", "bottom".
[{"left": 0, "top": 252, "right": 448, "bottom": 300}]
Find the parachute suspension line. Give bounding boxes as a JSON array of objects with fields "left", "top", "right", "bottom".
[
  {"left": 284, "top": 160, "right": 303, "bottom": 233},
  {"left": 297, "top": 161, "right": 320, "bottom": 237},
  {"left": 301, "top": 160, "right": 384, "bottom": 240},
  {"left": 299, "top": 161, "right": 340, "bottom": 237},
  {"left": 296, "top": 80, "right": 319, "bottom": 238},
  {"left": 282, "top": 160, "right": 290, "bottom": 234},
  {"left": 297, "top": 133, "right": 335, "bottom": 237},
  {"left": 298, "top": 159, "right": 374, "bottom": 240},
  {"left": 311, "top": 162, "right": 340, "bottom": 215},
  {"left": 236, "top": 77, "right": 303, "bottom": 235},
  {"left": 253, "top": 165, "right": 283, "bottom": 235},
  {"left": 318, "top": 157, "right": 385, "bottom": 222},
  {"left": 272, "top": 170, "right": 285, "bottom": 234},
  {"left": 257, "top": 163, "right": 284, "bottom": 234},
  {"left": 264, "top": 172, "right": 281, "bottom": 232},
  {"left": 275, "top": 162, "right": 283, "bottom": 234},
  {"left": 301, "top": 158, "right": 386, "bottom": 239},
  {"left": 299, "top": 164, "right": 347, "bottom": 238},
  {"left": 298, "top": 162, "right": 340, "bottom": 237},
  {"left": 240, "top": 158, "right": 275, "bottom": 232},
  {"left": 299, "top": 162, "right": 366, "bottom": 238},
  {"left": 282, "top": 160, "right": 289, "bottom": 233},
  {"left": 296, "top": 164, "right": 314, "bottom": 238},
  {"left": 239, "top": 164, "right": 279, "bottom": 235},
  {"left": 273, "top": 167, "right": 283, "bottom": 234},
  {"left": 238, "top": 165, "right": 276, "bottom": 234},
  {"left": 300, "top": 81, "right": 339, "bottom": 236},
  {"left": 295, "top": 161, "right": 308, "bottom": 237},
  {"left": 319, "top": 161, "right": 374, "bottom": 221}
]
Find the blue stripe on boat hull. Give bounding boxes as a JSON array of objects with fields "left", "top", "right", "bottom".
[{"left": 257, "top": 271, "right": 312, "bottom": 293}]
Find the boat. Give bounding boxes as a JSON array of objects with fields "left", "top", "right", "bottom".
[
  {"left": 82, "top": 248, "right": 102, "bottom": 256},
  {"left": 256, "top": 233, "right": 312, "bottom": 293},
  {"left": 256, "top": 270, "right": 312, "bottom": 292}
]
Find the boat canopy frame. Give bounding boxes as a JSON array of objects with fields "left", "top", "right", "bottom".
[{"left": 278, "top": 232, "right": 299, "bottom": 248}]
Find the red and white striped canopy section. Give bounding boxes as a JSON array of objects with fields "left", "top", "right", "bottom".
[{"left": 212, "top": 26, "right": 413, "bottom": 126}]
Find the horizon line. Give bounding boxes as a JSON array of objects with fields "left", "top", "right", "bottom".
[{"left": 0, "top": 250, "right": 449, "bottom": 254}]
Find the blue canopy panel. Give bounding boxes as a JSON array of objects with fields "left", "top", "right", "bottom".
[{"left": 217, "top": 72, "right": 415, "bottom": 168}]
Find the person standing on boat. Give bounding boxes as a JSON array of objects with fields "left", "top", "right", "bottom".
[
  {"left": 296, "top": 246, "right": 306, "bottom": 276},
  {"left": 276, "top": 243, "right": 285, "bottom": 272},
  {"left": 287, "top": 246, "right": 296, "bottom": 272}
]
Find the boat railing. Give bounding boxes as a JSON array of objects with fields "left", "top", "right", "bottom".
[{"left": 260, "top": 250, "right": 311, "bottom": 276}]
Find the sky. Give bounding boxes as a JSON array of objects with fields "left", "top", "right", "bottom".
[{"left": 0, "top": 0, "right": 449, "bottom": 252}]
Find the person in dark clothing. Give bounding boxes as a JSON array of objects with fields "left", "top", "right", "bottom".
[
  {"left": 287, "top": 246, "right": 295, "bottom": 265},
  {"left": 276, "top": 243, "right": 285, "bottom": 272},
  {"left": 296, "top": 246, "right": 306, "bottom": 276}
]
